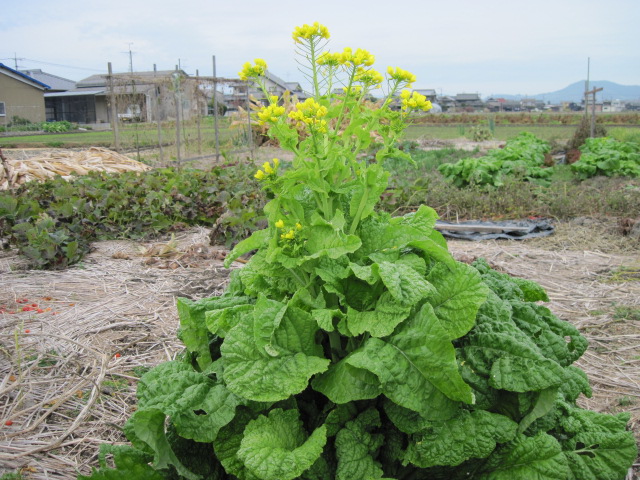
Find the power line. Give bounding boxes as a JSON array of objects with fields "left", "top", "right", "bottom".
[{"left": 0, "top": 57, "right": 104, "bottom": 72}]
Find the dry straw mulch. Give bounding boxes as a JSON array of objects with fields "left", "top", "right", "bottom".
[
  {"left": 0, "top": 147, "right": 150, "bottom": 190},
  {"left": 0, "top": 225, "right": 639, "bottom": 479}
]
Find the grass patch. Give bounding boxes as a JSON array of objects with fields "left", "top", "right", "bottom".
[{"left": 613, "top": 305, "right": 640, "bottom": 322}]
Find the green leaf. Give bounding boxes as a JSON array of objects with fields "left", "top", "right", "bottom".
[
  {"left": 477, "top": 433, "right": 570, "bottom": 479},
  {"left": 224, "top": 228, "right": 270, "bottom": 267},
  {"left": 404, "top": 410, "right": 518, "bottom": 468},
  {"left": 135, "top": 361, "right": 242, "bottom": 443},
  {"left": 312, "top": 353, "right": 381, "bottom": 404},
  {"left": 518, "top": 386, "right": 559, "bottom": 434},
  {"left": 177, "top": 295, "right": 253, "bottom": 370},
  {"left": 221, "top": 304, "right": 329, "bottom": 401},
  {"left": 335, "top": 408, "right": 384, "bottom": 480},
  {"left": 206, "top": 303, "right": 254, "bottom": 338},
  {"left": 214, "top": 407, "right": 260, "bottom": 480},
  {"left": 346, "top": 291, "right": 412, "bottom": 338},
  {"left": 464, "top": 321, "right": 567, "bottom": 393},
  {"left": 347, "top": 303, "right": 472, "bottom": 419},
  {"left": 123, "top": 409, "right": 199, "bottom": 480},
  {"left": 564, "top": 430, "right": 638, "bottom": 480},
  {"left": 426, "top": 261, "right": 490, "bottom": 340},
  {"left": 349, "top": 163, "right": 389, "bottom": 225},
  {"left": 376, "top": 261, "right": 435, "bottom": 306},
  {"left": 237, "top": 409, "right": 327, "bottom": 480},
  {"left": 301, "top": 224, "right": 361, "bottom": 264},
  {"left": 77, "top": 445, "right": 163, "bottom": 480}
]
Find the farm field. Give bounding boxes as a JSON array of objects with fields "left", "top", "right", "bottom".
[
  {"left": 2, "top": 113, "right": 640, "bottom": 478},
  {"left": 0, "top": 221, "right": 638, "bottom": 478}
]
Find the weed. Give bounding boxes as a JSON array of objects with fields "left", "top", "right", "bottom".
[
  {"left": 613, "top": 305, "right": 640, "bottom": 322},
  {"left": 617, "top": 396, "right": 634, "bottom": 407}
]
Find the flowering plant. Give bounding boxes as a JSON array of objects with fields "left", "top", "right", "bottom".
[{"left": 80, "top": 23, "right": 636, "bottom": 480}]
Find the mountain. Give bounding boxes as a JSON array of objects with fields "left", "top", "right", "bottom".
[{"left": 488, "top": 81, "right": 640, "bottom": 104}]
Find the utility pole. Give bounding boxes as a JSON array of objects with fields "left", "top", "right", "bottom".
[
  {"left": 585, "top": 86, "right": 603, "bottom": 138},
  {"left": 125, "top": 43, "right": 134, "bottom": 73}
]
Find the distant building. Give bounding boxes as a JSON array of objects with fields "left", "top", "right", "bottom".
[
  {"left": 453, "top": 93, "right": 484, "bottom": 111},
  {"left": 0, "top": 63, "right": 50, "bottom": 125},
  {"left": 225, "top": 70, "right": 309, "bottom": 111}
]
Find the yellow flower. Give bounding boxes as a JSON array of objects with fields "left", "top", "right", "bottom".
[
  {"left": 387, "top": 67, "right": 417, "bottom": 86},
  {"left": 338, "top": 47, "right": 375, "bottom": 67},
  {"left": 275, "top": 219, "right": 285, "bottom": 228},
  {"left": 239, "top": 59, "right": 268, "bottom": 81},
  {"left": 257, "top": 103, "right": 286, "bottom": 124},
  {"left": 292, "top": 22, "right": 330, "bottom": 43},
  {"left": 280, "top": 229, "right": 296, "bottom": 240},
  {"left": 316, "top": 51, "right": 341, "bottom": 67},
  {"left": 272, "top": 158, "right": 280, "bottom": 168},
  {"left": 254, "top": 169, "right": 266, "bottom": 180},
  {"left": 295, "top": 223, "right": 303, "bottom": 230},
  {"left": 288, "top": 98, "right": 329, "bottom": 132},
  {"left": 355, "top": 67, "right": 383, "bottom": 87},
  {"left": 263, "top": 162, "right": 274, "bottom": 174},
  {"left": 401, "top": 90, "right": 433, "bottom": 112}
]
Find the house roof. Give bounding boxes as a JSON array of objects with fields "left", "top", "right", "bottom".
[
  {"left": 45, "top": 88, "right": 105, "bottom": 98},
  {"left": 76, "top": 70, "right": 188, "bottom": 88},
  {"left": 414, "top": 89, "right": 437, "bottom": 97},
  {"left": 0, "top": 63, "right": 50, "bottom": 90},
  {"left": 19, "top": 69, "right": 75, "bottom": 92},
  {"left": 455, "top": 93, "right": 482, "bottom": 101}
]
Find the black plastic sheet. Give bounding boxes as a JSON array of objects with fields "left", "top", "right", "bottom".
[{"left": 435, "top": 219, "right": 555, "bottom": 241}]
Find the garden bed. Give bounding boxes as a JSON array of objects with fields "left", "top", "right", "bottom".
[{"left": 0, "top": 224, "right": 638, "bottom": 479}]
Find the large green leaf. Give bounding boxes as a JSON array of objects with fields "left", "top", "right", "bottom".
[
  {"left": 221, "top": 302, "right": 329, "bottom": 402},
  {"left": 335, "top": 408, "right": 384, "bottom": 480},
  {"left": 135, "top": 361, "right": 242, "bottom": 443},
  {"left": 426, "top": 261, "right": 490, "bottom": 340},
  {"left": 375, "top": 261, "right": 435, "bottom": 306},
  {"left": 224, "top": 228, "right": 270, "bottom": 267},
  {"left": 214, "top": 408, "right": 260, "bottom": 480},
  {"left": 346, "top": 291, "right": 412, "bottom": 338},
  {"left": 77, "top": 445, "right": 164, "bottom": 480},
  {"left": 177, "top": 295, "right": 253, "bottom": 370},
  {"left": 404, "top": 410, "right": 517, "bottom": 468},
  {"left": 463, "top": 322, "right": 566, "bottom": 393},
  {"left": 237, "top": 409, "right": 327, "bottom": 480},
  {"left": 477, "top": 433, "right": 570, "bottom": 479},
  {"left": 347, "top": 303, "right": 473, "bottom": 418},
  {"left": 123, "top": 409, "right": 199, "bottom": 480},
  {"left": 312, "top": 353, "right": 381, "bottom": 403}
]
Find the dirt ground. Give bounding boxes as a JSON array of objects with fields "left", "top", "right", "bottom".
[{"left": 1, "top": 222, "right": 639, "bottom": 479}]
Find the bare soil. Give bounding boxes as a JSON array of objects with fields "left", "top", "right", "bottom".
[{"left": 1, "top": 224, "right": 639, "bottom": 479}]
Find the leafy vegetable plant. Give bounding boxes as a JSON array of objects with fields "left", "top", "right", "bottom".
[
  {"left": 438, "top": 132, "right": 553, "bottom": 188},
  {"left": 80, "top": 24, "right": 637, "bottom": 480},
  {"left": 571, "top": 136, "right": 640, "bottom": 179}
]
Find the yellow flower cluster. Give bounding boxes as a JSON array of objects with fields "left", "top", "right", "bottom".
[
  {"left": 292, "top": 22, "right": 330, "bottom": 43},
  {"left": 276, "top": 219, "right": 303, "bottom": 240},
  {"left": 257, "top": 103, "right": 286, "bottom": 124},
  {"left": 387, "top": 66, "right": 417, "bottom": 86},
  {"left": 239, "top": 59, "right": 267, "bottom": 81},
  {"left": 316, "top": 51, "right": 342, "bottom": 67},
  {"left": 288, "top": 98, "right": 329, "bottom": 132},
  {"left": 254, "top": 158, "right": 280, "bottom": 180},
  {"left": 400, "top": 90, "right": 433, "bottom": 112},
  {"left": 339, "top": 47, "right": 375, "bottom": 67},
  {"left": 354, "top": 67, "right": 384, "bottom": 87}
]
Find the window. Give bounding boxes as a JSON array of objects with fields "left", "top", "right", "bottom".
[{"left": 0, "top": 101, "right": 5, "bottom": 116}]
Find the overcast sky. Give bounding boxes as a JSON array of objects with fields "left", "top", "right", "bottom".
[{"left": 2, "top": 0, "right": 638, "bottom": 97}]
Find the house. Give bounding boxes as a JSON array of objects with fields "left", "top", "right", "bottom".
[
  {"left": 0, "top": 63, "right": 50, "bottom": 126},
  {"left": 18, "top": 69, "right": 96, "bottom": 123},
  {"left": 453, "top": 93, "right": 484, "bottom": 111},
  {"left": 47, "top": 69, "right": 207, "bottom": 124},
  {"left": 225, "top": 70, "right": 309, "bottom": 111}
]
